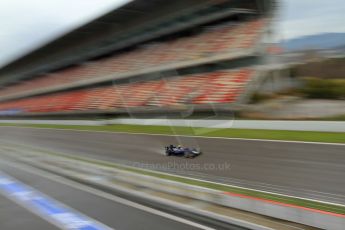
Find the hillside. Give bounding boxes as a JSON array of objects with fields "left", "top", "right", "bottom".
[{"left": 282, "top": 33, "right": 345, "bottom": 52}]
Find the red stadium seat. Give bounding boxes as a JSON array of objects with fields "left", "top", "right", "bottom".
[
  {"left": 0, "top": 68, "right": 254, "bottom": 113},
  {"left": 0, "top": 19, "right": 265, "bottom": 100}
]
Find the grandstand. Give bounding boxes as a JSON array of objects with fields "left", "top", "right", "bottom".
[{"left": 0, "top": 0, "right": 275, "bottom": 117}]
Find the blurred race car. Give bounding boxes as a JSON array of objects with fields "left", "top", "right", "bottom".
[{"left": 165, "top": 145, "right": 201, "bottom": 158}]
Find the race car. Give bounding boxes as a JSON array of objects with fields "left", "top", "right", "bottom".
[{"left": 165, "top": 145, "right": 201, "bottom": 158}]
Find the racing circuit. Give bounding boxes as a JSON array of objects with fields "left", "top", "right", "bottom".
[
  {"left": 1, "top": 126, "right": 344, "bottom": 206},
  {"left": 0, "top": 0, "right": 344, "bottom": 228}
]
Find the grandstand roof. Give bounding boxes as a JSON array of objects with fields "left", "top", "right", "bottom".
[{"left": 0, "top": 0, "right": 274, "bottom": 86}]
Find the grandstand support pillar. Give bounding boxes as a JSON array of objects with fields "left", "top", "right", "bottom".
[
  {"left": 255, "top": 0, "right": 264, "bottom": 14},
  {"left": 256, "top": 0, "right": 274, "bottom": 14}
]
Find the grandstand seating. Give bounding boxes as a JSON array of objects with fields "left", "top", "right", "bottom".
[
  {"left": 0, "top": 19, "right": 264, "bottom": 99},
  {"left": 0, "top": 69, "right": 254, "bottom": 114}
]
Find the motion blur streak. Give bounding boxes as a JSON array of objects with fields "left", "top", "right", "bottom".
[
  {"left": 0, "top": 172, "right": 113, "bottom": 230},
  {"left": 0, "top": 161, "right": 228, "bottom": 230},
  {"left": 1, "top": 126, "right": 344, "bottom": 205}
]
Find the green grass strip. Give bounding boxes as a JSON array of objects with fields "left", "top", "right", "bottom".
[{"left": 0, "top": 122, "right": 344, "bottom": 143}]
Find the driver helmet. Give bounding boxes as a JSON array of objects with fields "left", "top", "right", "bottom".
[{"left": 178, "top": 145, "right": 182, "bottom": 148}]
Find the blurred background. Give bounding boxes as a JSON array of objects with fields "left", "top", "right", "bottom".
[
  {"left": 0, "top": 0, "right": 343, "bottom": 120},
  {"left": 0, "top": 0, "right": 345, "bottom": 230},
  {"left": 0, "top": 1, "right": 344, "bottom": 230}
]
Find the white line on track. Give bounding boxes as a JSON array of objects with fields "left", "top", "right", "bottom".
[
  {"left": 0, "top": 171, "right": 114, "bottom": 230},
  {"left": 0, "top": 159, "right": 217, "bottom": 230},
  {"left": 1, "top": 158, "right": 308, "bottom": 230},
  {"left": 1, "top": 139, "right": 344, "bottom": 208},
  {"left": 1, "top": 125, "right": 345, "bottom": 146},
  {"left": 171, "top": 170, "right": 345, "bottom": 200}
]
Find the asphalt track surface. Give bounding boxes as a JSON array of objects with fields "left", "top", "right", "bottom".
[
  {"left": 0, "top": 193, "right": 59, "bottom": 230},
  {"left": 0, "top": 126, "right": 344, "bottom": 205},
  {"left": 0, "top": 162, "right": 235, "bottom": 230}
]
